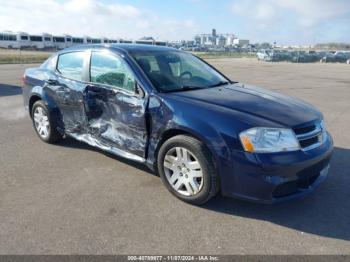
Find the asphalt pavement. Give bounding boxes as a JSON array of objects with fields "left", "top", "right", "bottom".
[{"left": 0, "top": 60, "right": 349, "bottom": 254}]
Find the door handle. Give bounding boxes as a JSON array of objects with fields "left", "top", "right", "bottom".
[
  {"left": 56, "top": 90, "right": 68, "bottom": 94},
  {"left": 46, "top": 79, "right": 58, "bottom": 85}
]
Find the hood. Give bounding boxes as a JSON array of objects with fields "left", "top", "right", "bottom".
[{"left": 167, "top": 83, "right": 321, "bottom": 127}]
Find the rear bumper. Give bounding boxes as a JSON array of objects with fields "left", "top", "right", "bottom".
[{"left": 220, "top": 132, "right": 333, "bottom": 204}]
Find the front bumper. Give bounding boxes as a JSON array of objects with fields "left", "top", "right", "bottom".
[{"left": 220, "top": 132, "right": 333, "bottom": 203}]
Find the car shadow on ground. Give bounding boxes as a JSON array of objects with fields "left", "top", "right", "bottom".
[
  {"left": 0, "top": 84, "right": 23, "bottom": 97},
  {"left": 201, "top": 146, "right": 350, "bottom": 241},
  {"left": 54, "top": 133, "right": 349, "bottom": 241}
]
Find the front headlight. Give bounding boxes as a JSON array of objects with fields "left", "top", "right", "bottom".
[{"left": 239, "top": 127, "right": 300, "bottom": 153}]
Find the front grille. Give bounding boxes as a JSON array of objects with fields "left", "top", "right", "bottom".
[
  {"left": 293, "top": 124, "right": 316, "bottom": 135},
  {"left": 297, "top": 174, "right": 320, "bottom": 189},
  {"left": 273, "top": 181, "right": 298, "bottom": 197},
  {"left": 272, "top": 173, "right": 321, "bottom": 198},
  {"left": 293, "top": 122, "right": 323, "bottom": 151},
  {"left": 299, "top": 136, "right": 319, "bottom": 148}
]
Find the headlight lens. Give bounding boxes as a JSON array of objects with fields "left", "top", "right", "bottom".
[{"left": 239, "top": 127, "right": 300, "bottom": 153}]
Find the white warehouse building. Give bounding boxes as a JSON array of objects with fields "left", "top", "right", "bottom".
[
  {"left": 194, "top": 29, "right": 250, "bottom": 47},
  {"left": 233, "top": 38, "right": 250, "bottom": 46}
]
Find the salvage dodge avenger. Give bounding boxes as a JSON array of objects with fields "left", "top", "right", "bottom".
[{"left": 22, "top": 44, "right": 333, "bottom": 205}]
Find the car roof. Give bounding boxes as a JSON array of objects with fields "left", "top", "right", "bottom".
[{"left": 60, "top": 44, "right": 177, "bottom": 55}]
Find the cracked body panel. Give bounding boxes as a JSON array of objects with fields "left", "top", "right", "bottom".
[{"left": 24, "top": 47, "right": 150, "bottom": 164}]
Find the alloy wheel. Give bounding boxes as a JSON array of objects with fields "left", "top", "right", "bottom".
[
  {"left": 33, "top": 106, "right": 50, "bottom": 139},
  {"left": 163, "top": 147, "right": 204, "bottom": 196}
]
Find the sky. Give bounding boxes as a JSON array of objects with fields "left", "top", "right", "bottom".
[{"left": 0, "top": 0, "right": 349, "bottom": 44}]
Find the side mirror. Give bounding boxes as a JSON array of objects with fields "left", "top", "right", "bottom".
[{"left": 135, "top": 83, "right": 145, "bottom": 98}]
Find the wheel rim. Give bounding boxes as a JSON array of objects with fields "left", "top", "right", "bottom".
[
  {"left": 163, "top": 147, "right": 204, "bottom": 196},
  {"left": 33, "top": 106, "right": 50, "bottom": 139}
]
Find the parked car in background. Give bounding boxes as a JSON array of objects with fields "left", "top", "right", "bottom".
[
  {"left": 256, "top": 49, "right": 270, "bottom": 61},
  {"left": 321, "top": 51, "right": 350, "bottom": 63},
  {"left": 291, "top": 51, "right": 321, "bottom": 63},
  {"left": 256, "top": 49, "right": 350, "bottom": 63},
  {"left": 23, "top": 44, "right": 333, "bottom": 205}
]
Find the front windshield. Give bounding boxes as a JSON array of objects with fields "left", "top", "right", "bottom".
[{"left": 130, "top": 50, "right": 230, "bottom": 92}]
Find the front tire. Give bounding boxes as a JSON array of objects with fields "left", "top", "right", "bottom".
[
  {"left": 31, "top": 100, "right": 61, "bottom": 143},
  {"left": 157, "top": 135, "right": 219, "bottom": 205}
]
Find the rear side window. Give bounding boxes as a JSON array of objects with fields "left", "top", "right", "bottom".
[
  {"left": 57, "top": 52, "right": 85, "bottom": 81},
  {"left": 40, "top": 55, "right": 58, "bottom": 71},
  {"left": 90, "top": 52, "right": 136, "bottom": 92}
]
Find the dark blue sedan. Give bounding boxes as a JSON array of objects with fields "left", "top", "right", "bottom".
[{"left": 22, "top": 44, "right": 333, "bottom": 205}]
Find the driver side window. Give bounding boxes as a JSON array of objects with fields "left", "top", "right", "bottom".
[{"left": 90, "top": 52, "right": 135, "bottom": 92}]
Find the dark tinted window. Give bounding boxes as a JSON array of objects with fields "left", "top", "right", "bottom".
[
  {"left": 21, "top": 36, "right": 29, "bottom": 40},
  {"left": 66, "top": 38, "right": 72, "bottom": 42},
  {"left": 30, "top": 36, "right": 43, "bottom": 42},
  {"left": 90, "top": 52, "right": 135, "bottom": 92},
  {"left": 155, "top": 42, "right": 167, "bottom": 46},
  {"left": 57, "top": 52, "right": 85, "bottom": 81},
  {"left": 0, "top": 34, "right": 16, "bottom": 41},
  {"left": 53, "top": 37, "right": 65, "bottom": 43},
  {"left": 44, "top": 37, "right": 51, "bottom": 41},
  {"left": 73, "top": 38, "right": 84, "bottom": 43}
]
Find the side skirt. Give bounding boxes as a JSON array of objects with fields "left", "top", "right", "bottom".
[{"left": 67, "top": 132, "right": 146, "bottom": 163}]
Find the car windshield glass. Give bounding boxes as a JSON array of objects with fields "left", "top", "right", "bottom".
[{"left": 130, "top": 50, "right": 230, "bottom": 92}]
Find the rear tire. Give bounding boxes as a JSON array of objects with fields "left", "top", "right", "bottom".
[
  {"left": 31, "top": 100, "right": 62, "bottom": 143},
  {"left": 157, "top": 135, "right": 219, "bottom": 205}
]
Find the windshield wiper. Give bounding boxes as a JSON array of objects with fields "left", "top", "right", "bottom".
[
  {"left": 180, "top": 85, "right": 204, "bottom": 91},
  {"left": 163, "top": 85, "right": 204, "bottom": 93},
  {"left": 208, "top": 81, "right": 231, "bottom": 88}
]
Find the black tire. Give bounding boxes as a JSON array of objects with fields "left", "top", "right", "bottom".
[
  {"left": 157, "top": 135, "right": 220, "bottom": 205},
  {"left": 31, "top": 100, "right": 62, "bottom": 143}
]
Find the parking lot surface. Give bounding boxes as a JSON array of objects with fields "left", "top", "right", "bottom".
[{"left": 0, "top": 59, "right": 349, "bottom": 254}]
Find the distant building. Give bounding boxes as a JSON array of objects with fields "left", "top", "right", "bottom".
[
  {"left": 194, "top": 29, "right": 237, "bottom": 47},
  {"left": 225, "top": 35, "right": 235, "bottom": 46},
  {"left": 216, "top": 35, "right": 226, "bottom": 47},
  {"left": 136, "top": 36, "right": 155, "bottom": 45},
  {"left": 233, "top": 39, "right": 249, "bottom": 46}
]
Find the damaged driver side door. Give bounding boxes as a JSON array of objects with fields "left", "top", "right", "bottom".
[{"left": 84, "top": 51, "right": 148, "bottom": 160}]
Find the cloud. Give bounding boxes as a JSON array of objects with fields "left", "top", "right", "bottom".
[
  {"left": 230, "top": 0, "right": 350, "bottom": 44},
  {"left": 0, "top": 0, "right": 197, "bottom": 40},
  {"left": 279, "top": 0, "right": 350, "bottom": 26},
  {"left": 231, "top": 0, "right": 350, "bottom": 26}
]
